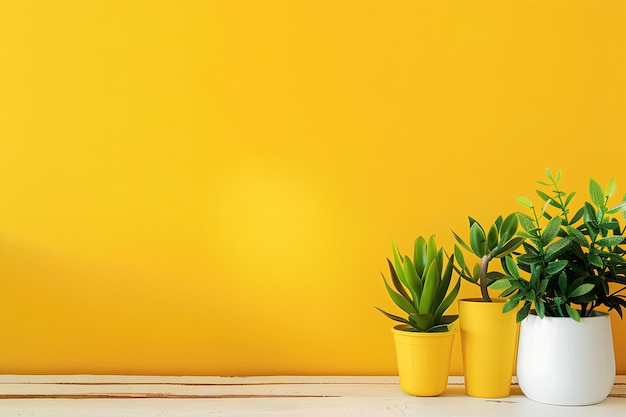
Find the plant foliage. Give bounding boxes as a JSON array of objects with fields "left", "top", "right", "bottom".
[
  {"left": 377, "top": 236, "right": 461, "bottom": 332},
  {"left": 451, "top": 214, "right": 524, "bottom": 302},
  {"left": 501, "top": 169, "right": 626, "bottom": 322}
]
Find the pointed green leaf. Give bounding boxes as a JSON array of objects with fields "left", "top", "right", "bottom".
[
  {"left": 568, "top": 283, "right": 595, "bottom": 298},
  {"left": 545, "top": 260, "right": 568, "bottom": 275},
  {"left": 590, "top": 178, "right": 605, "bottom": 208},
  {"left": 544, "top": 236, "right": 573, "bottom": 261},
  {"left": 500, "top": 213, "right": 519, "bottom": 242},
  {"left": 536, "top": 189, "right": 552, "bottom": 202},
  {"left": 413, "top": 237, "right": 428, "bottom": 277},
  {"left": 493, "top": 237, "right": 525, "bottom": 258},
  {"left": 452, "top": 231, "right": 472, "bottom": 253},
  {"left": 472, "top": 263, "right": 481, "bottom": 283},
  {"left": 469, "top": 222, "right": 487, "bottom": 257},
  {"left": 426, "top": 235, "right": 438, "bottom": 269},
  {"left": 487, "top": 224, "right": 499, "bottom": 252},
  {"left": 596, "top": 236, "right": 625, "bottom": 247},
  {"left": 605, "top": 178, "right": 617, "bottom": 198},
  {"left": 502, "top": 298, "right": 519, "bottom": 314},
  {"left": 504, "top": 256, "right": 521, "bottom": 279},
  {"left": 381, "top": 275, "right": 417, "bottom": 315},
  {"left": 403, "top": 256, "right": 422, "bottom": 306},
  {"left": 386, "top": 259, "right": 411, "bottom": 301},
  {"left": 566, "top": 225, "right": 588, "bottom": 247},
  {"left": 433, "top": 276, "right": 460, "bottom": 323},
  {"left": 454, "top": 245, "right": 468, "bottom": 273},
  {"left": 546, "top": 168, "right": 555, "bottom": 181},
  {"left": 433, "top": 255, "right": 454, "bottom": 313},
  {"left": 516, "top": 196, "right": 534, "bottom": 209},
  {"left": 565, "top": 305, "right": 581, "bottom": 322},
  {"left": 607, "top": 201, "right": 626, "bottom": 215},
  {"left": 376, "top": 307, "right": 411, "bottom": 325},
  {"left": 419, "top": 259, "right": 440, "bottom": 314},
  {"left": 541, "top": 215, "right": 562, "bottom": 246},
  {"left": 589, "top": 253, "right": 603, "bottom": 268},
  {"left": 392, "top": 242, "right": 407, "bottom": 286},
  {"left": 489, "top": 278, "right": 511, "bottom": 291},
  {"left": 516, "top": 302, "right": 532, "bottom": 322}
]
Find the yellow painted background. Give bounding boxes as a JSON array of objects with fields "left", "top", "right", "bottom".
[{"left": 0, "top": 0, "right": 625, "bottom": 375}]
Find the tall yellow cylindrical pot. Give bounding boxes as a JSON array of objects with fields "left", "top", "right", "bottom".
[
  {"left": 391, "top": 324, "right": 456, "bottom": 396},
  {"left": 458, "top": 298, "right": 518, "bottom": 398}
]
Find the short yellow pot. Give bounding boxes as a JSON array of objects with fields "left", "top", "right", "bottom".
[
  {"left": 458, "top": 298, "right": 518, "bottom": 398},
  {"left": 392, "top": 324, "right": 456, "bottom": 396}
]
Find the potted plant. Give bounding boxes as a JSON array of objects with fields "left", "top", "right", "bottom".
[
  {"left": 500, "top": 169, "right": 626, "bottom": 405},
  {"left": 451, "top": 215, "right": 524, "bottom": 398},
  {"left": 376, "top": 235, "right": 461, "bottom": 396}
]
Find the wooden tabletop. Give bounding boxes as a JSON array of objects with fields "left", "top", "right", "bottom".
[{"left": 0, "top": 375, "right": 624, "bottom": 416}]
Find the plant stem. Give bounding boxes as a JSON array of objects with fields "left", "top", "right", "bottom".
[{"left": 480, "top": 254, "right": 492, "bottom": 302}]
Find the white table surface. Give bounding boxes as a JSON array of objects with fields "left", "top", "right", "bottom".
[{"left": 0, "top": 375, "right": 624, "bottom": 416}]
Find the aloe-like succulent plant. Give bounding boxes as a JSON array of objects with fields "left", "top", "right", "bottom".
[
  {"left": 376, "top": 235, "right": 461, "bottom": 332},
  {"left": 452, "top": 213, "right": 525, "bottom": 302}
]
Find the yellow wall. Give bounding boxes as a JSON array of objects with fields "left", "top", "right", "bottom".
[{"left": 0, "top": 0, "right": 625, "bottom": 375}]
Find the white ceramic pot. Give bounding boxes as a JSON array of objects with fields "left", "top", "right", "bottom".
[{"left": 516, "top": 312, "right": 615, "bottom": 406}]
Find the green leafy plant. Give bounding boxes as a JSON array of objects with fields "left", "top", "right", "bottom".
[
  {"left": 376, "top": 235, "right": 461, "bottom": 332},
  {"left": 501, "top": 169, "right": 626, "bottom": 322},
  {"left": 451, "top": 214, "right": 525, "bottom": 302}
]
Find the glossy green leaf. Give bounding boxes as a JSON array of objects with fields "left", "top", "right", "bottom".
[
  {"left": 569, "top": 283, "right": 594, "bottom": 298},
  {"left": 386, "top": 259, "right": 411, "bottom": 301},
  {"left": 452, "top": 231, "right": 472, "bottom": 253},
  {"left": 392, "top": 242, "right": 407, "bottom": 287},
  {"left": 434, "top": 276, "right": 461, "bottom": 323},
  {"left": 472, "top": 263, "right": 481, "bottom": 283},
  {"left": 502, "top": 298, "right": 519, "bottom": 314},
  {"left": 454, "top": 245, "right": 468, "bottom": 273},
  {"left": 413, "top": 237, "right": 428, "bottom": 277},
  {"left": 402, "top": 256, "right": 422, "bottom": 305},
  {"left": 500, "top": 213, "right": 519, "bottom": 241},
  {"left": 565, "top": 305, "right": 581, "bottom": 322},
  {"left": 493, "top": 237, "right": 525, "bottom": 258},
  {"left": 381, "top": 275, "right": 417, "bottom": 315},
  {"left": 546, "top": 168, "right": 555, "bottom": 182},
  {"left": 420, "top": 259, "right": 440, "bottom": 314},
  {"left": 376, "top": 307, "right": 411, "bottom": 325},
  {"left": 469, "top": 222, "right": 487, "bottom": 257},
  {"left": 426, "top": 235, "right": 438, "bottom": 269},
  {"left": 489, "top": 278, "right": 511, "bottom": 291},
  {"left": 545, "top": 260, "right": 568, "bottom": 275},
  {"left": 487, "top": 224, "right": 499, "bottom": 252},
  {"left": 505, "top": 256, "right": 521, "bottom": 279},
  {"left": 588, "top": 253, "right": 603, "bottom": 268},
  {"left": 516, "top": 302, "right": 532, "bottom": 322},
  {"left": 433, "top": 255, "right": 454, "bottom": 312}
]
